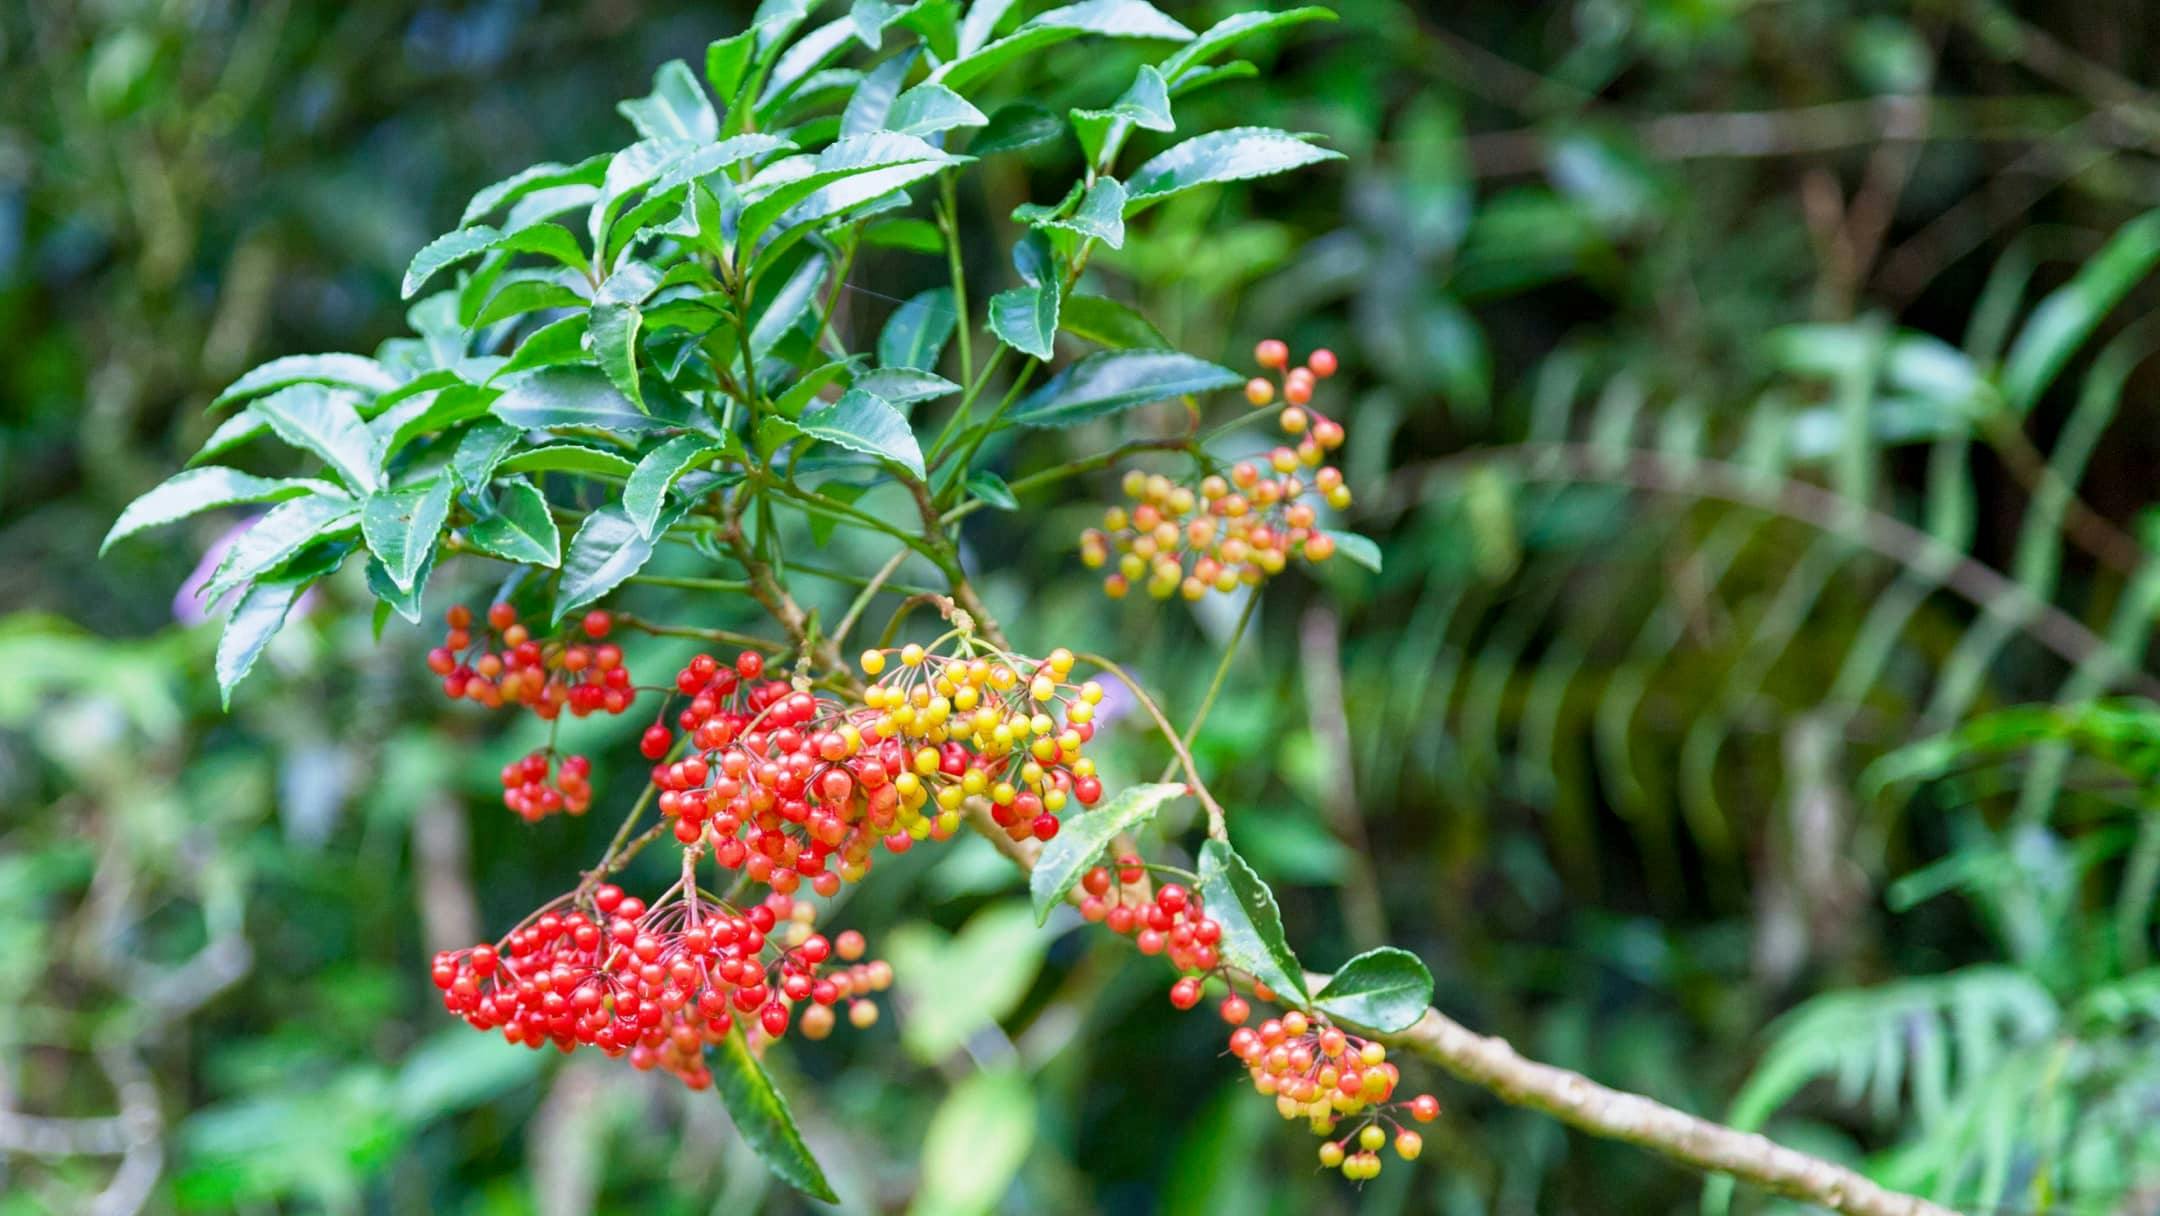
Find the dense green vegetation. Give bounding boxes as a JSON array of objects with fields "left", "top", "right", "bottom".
[{"left": 11, "top": 1, "right": 2160, "bottom": 1213}]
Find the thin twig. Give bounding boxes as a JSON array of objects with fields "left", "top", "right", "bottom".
[{"left": 1076, "top": 650, "right": 1229, "bottom": 842}]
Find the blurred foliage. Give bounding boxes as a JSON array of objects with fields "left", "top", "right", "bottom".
[{"left": 16, "top": 0, "right": 2160, "bottom": 1213}]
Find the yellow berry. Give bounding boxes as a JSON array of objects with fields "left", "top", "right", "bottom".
[{"left": 861, "top": 649, "right": 885, "bottom": 675}]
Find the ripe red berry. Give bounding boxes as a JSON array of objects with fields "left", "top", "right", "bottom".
[
  {"left": 1308, "top": 348, "right": 1338, "bottom": 377},
  {"left": 582, "top": 610, "right": 612, "bottom": 639},
  {"left": 1255, "top": 339, "right": 1289, "bottom": 369},
  {"left": 1219, "top": 995, "right": 1250, "bottom": 1025},
  {"left": 487, "top": 602, "right": 516, "bottom": 631},
  {"left": 1169, "top": 976, "right": 1203, "bottom": 1009},
  {"left": 737, "top": 651, "right": 764, "bottom": 679},
  {"left": 1409, "top": 1094, "right": 1441, "bottom": 1123}
]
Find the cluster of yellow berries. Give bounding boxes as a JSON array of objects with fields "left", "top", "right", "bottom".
[
  {"left": 1226, "top": 1008, "right": 1439, "bottom": 1183},
  {"left": 1080, "top": 341, "right": 1353, "bottom": 601},
  {"left": 858, "top": 641, "right": 1106, "bottom": 843}
]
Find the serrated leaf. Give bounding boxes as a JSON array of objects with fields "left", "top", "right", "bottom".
[
  {"left": 216, "top": 576, "right": 310, "bottom": 707},
  {"left": 404, "top": 222, "right": 591, "bottom": 299},
  {"left": 474, "top": 278, "right": 586, "bottom": 328},
  {"left": 590, "top": 302, "right": 644, "bottom": 410},
  {"left": 989, "top": 279, "right": 1059, "bottom": 360},
  {"left": 454, "top": 421, "right": 521, "bottom": 487},
  {"left": 362, "top": 479, "right": 453, "bottom": 593},
  {"left": 1197, "top": 840, "right": 1307, "bottom": 1004},
  {"left": 492, "top": 369, "right": 658, "bottom": 434},
  {"left": 1313, "top": 947, "right": 1432, "bottom": 1034},
  {"left": 619, "top": 60, "right": 718, "bottom": 143},
  {"left": 189, "top": 408, "right": 269, "bottom": 465},
  {"left": 1160, "top": 6, "right": 1335, "bottom": 82},
  {"left": 886, "top": 83, "right": 987, "bottom": 137},
  {"left": 1041, "top": 177, "right": 1125, "bottom": 248},
  {"left": 554, "top": 504, "right": 665, "bottom": 623},
  {"left": 969, "top": 101, "right": 1064, "bottom": 156},
  {"left": 467, "top": 479, "right": 561, "bottom": 567},
  {"left": 851, "top": 0, "right": 905, "bottom": 47},
  {"left": 102, "top": 468, "right": 327, "bottom": 554},
  {"left": 201, "top": 493, "right": 362, "bottom": 601},
  {"left": 756, "top": 158, "right": 962, "bottom": 262},
  {"left": 706, "top": 30, "right": 757, "bottom": 101},
  {"left": 496, "top": 444, "right": 638, "bottom": 477},
  {"left": 376, "top": 385, "right": 499, "bottom": 464},
  {"left": 878, "top": 287, "right": 957, "bottom": 370},
  {"left": 460, "top": 155, "right": 612, "bottom": 227},
  {"left": 626, "top": 435, "right": 723, "bottom": 537},
  {"left": 759, "top": 17, "right": 857, "bottom": 112},
  {"left": 965, "top": 470, "right": 1018, "bottom": 510},
  {"left": 1007, "top": 351, "right": 1239, "bottom": 427},
  {"left": 840, "top": 49, "right": 917, "bottom": 137},
  {"left": 254, "top": 384, "right": 384, "bottom": 492},
  {"left": 1030, "top": 783, "right": 1184, "bottom": 923},
  {"left": 930, "top": 0, "right": 1193, "bottom": 92},
  {"left": 1059, "top": 293, "right": 1168, "bottom": 349},
  {"left": 1321, "top": 529, "right": 1382, "bottom": 573},
  {"left": 1070, "top": 65, "right": 1170, "bottom": 166},
  {"left": 211, "top": 354, "right": 400, "bottom": 410},
  {"left": 791, "top": 389, "right": 924, "bottom": 478},
  {"left": 365, "top": 549, "right": 434, "bottom": 624},
  {"left": 853, "top": 367, "right": 960, "bottom": 408},
  {"left": 706, "top": 1032, "right": 837, "bottom": 1203},
  {"left": 1124, "top": 127, "right": 1342, "bottom": 214},
  {"left": 493, "top": 313, "right": 592, "bottom": 380},
  {"left": 750, "top": 252, "right": 829, "bottom": 359}
]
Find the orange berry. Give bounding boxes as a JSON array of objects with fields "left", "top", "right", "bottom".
[{"left": 1255, "top": 339, "right": 1289, "bottom": 369}]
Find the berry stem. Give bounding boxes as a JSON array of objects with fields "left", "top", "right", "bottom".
[
  {"left": 1157, "top": 591, "right": 1258, "bottom": 785},
  {"left": 1073, "top": 650, "right": 1230, "bottom": 842},
  {"left": 610, "top": 613, "right": 780, "bottom": 656},
  {"left": 832, "top": 549, "right": 918, "bottom": 650}
]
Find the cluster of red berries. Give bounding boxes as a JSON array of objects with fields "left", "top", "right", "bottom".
[
  {"left": 500, "top": 749, "right": 594, "bottom": 821},
  {"left": 1226, "top": 1009, "right": 1438, "bottom": 1181},
  {"left": 426, "top": 604, "right": 636, "bottom": 718},
  {"left": 1079, "top": 861, "right": 1226, "bottom": 989},
  {"left": 637, "top": 640, "right": 1102, "bottom": 898},
  {"left": 430, "top": 884, "right": 888, "bottom": 1090},
  {"left": 1080, "top": 341, "right": 1352, "bottom": 601}
]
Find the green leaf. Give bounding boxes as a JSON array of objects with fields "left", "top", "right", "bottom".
[
  {"left": 493, "top": 369, "right": 658, "bottom": 433},
  {"left": 625, "top": 435, "right": 723, "bottom": 538},
  {"left": 361, "top": 480, "right": 453, "bottom": 594},
  {"left": 851, "top": 0, "right": 905, "bottom": 48},
  {"left": 1197, "top": 839, "right": 1307, "bottom": 1004},
  {"left": 887, "top": 903, "right": 1048, "bottom": 1065},
  {"left": 365, "top": 550, "right": 433, "bottom": 624},
  {"left": 792, "top": 389, "right": 925, "bottom": 478},
  {"left": 958, "top": 0, "right": 1019, "bottom": 56},
  {"left": 705, "top": 30, "right": 758, "bottom": 101},
  {"left": 554, "top": 504, "right": 664, "bottom": 624},
  {"left": 1060, "top": 293, "right": 1168, "bottom": 349},
  {"left": 460, "top": 155, "right": 612, "bottom": 227},
  {"left": 454, "top": 421, "right": 521, "bottom": 487},
  {"left": 1313, "top": 947, "right": 1433, "bottom": 1034},
  {"left": 493, "top": 313, "right": 592, "bottom": 379},
  {"left": 1029, "top": 782, "right": 1185, "bottom": 923},
  {"left": 2001, "top": 208, "right": 2160, "bottom": 411},
  {"left": 862, "top": 216, "right": 945, "bottom": 253},
  {"left": 840, "top": 49, "right": 917, "bottom": 137},
  {"left": 929, "top": 0, "right": 1193, "bottom": 92},
  {"left": 965, "top": 470, "right": 1017, "bottom": 510},
  {"left": 496, "top": 444, "right": 638, "bottom": 477},
  {"left": 706, "top": 1031, "right": 837, "bottom": 1203},
  {"left": 1322, "top": 529, "right": 1382, "bottom": 573},
  {"left": 1007, "top": 351, "right": 1239, "bottom": 427},
  {"left": 1040, "top": 177, "right": 1125, "bottom": 248},
  {"left": 189, "top": 408, "right": 269, "bottom": 465},
  {"left": 886, "top": 84, "right": 987, "bottom": 137},
  {"left": 404, "top": 222, "right": 590, "bottom": 299},
  {"left": 201, "top": 493, "right": 362, "bottom": 601},
  {"left": 878, "top": 287, "right": 958, "bottom": 370},
  {"left": 914, "top": 1069, "right": 1035, "bottom": 1216},
  {"left": 466, "top": 479, "right": 562, "bottom": 567},
  {"left": 619, "top": 60, "right": 719, "bottom": 143},
  {"left": 217, "top": 575, "right": 310, "bottom": 708},
  {"left": 1167, "top": 60, "right": 1257, "bottom": 98},
  {"left": 211, "top": 354, "right": 400, "bottom": 410},
  {"left": 853, "top": 367, "right": 961, "bottom": 407},
  {"left": 254, "top": 384, "right": 384, "bottom": 492},
  {"left": 1160, "top": 6, "right": 1335, "bottom": 82},
  {"left": 589, "top": 302, "right": 645, "bottom": 410},
  {"left": 474, "top": 278, "right": 586, "bottom": 328},
  {"left": 755, "top": 158, "right": 964, "bottom": 262},
  {"left": 750, "top": 252, "right": 829, "bottom": 359},
  {"left": 759, "top": 17, "right": 856, "bottom": 112},
  {"left": 1070, "top": 64, "right": 1171, "bottom": 166},
  {"left": 102, "top": 468, "right": 327, "bottom": 554},
  {"left": 968, "top": 101, "right": 1064, "bottom": 156},
  {"left": 989, "top": 278, "right": 1059, "bottom": 360},
  {"left": 1124, "top": 127, "right": 1342, "bottom": 214},
  {"left": 377, "top": 384, "right": 500, "bottom": 463}
]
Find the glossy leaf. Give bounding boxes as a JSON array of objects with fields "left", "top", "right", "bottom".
[
  {"left": 625, "top": 435, "right": 723, "bottom": 538},
  {"left": 1313, "top": 947, "right": 1433, "bottom": 1033},
  {"left": 254, "top": 385, "right": 383, "bottom": 493},
  {"left": 211, "top": 353, "right": 400, "bottom": 410},
  {"left": 968, "top": 101, "right": 1064, "bottom": 155},
  {"left": 453, "top": 421, "right": 521, "bottom": 487},
  {"left": 966, "top": 470, "right": 1018, "bottom": 510},
  {"left": 493, "top": 314, "right": 593, "bottom": 380},
  {"left": 1323, "top": 530, "right": 1383, "bottom": 573},
  {"left": 878, "top": 287, "right": 958, "bottom": 370},
  {"left": 706, "top": 1030, "right": 838, "bottom": 1203},
  {"left": 460, "top": 154, "right": 612, "bottom": 227},
  {"left": 102, "top": 468, "right": 328, "bottom": 554},
  {"left": 1006, "top": 351, "right": 1239, "bottom": 427},
  {"left": 466, "top": 479, "right": 561, "bottom": 567},
  {"left": 1160, "top": 6, "right": 1336, "bottom": 81},
  {"left": 589, "top": 302, "right": 644, "bottom": 410},
  {"left": 217, "top": 575, "right": 311, "bottom": 706},
  {"left": 930, "top": 0, "right": 1193, "bottom": 92},
  {"left": 202, "top": 493, "right": 362, "bottom": 601},
  {"left": 839, "top": 49, "right": 916, "bottom": 137},
  {"left": 705, "top": 30, "right": 758, "bottom": 101},
  {"left": 1124, "top": 127, "right": 1343, "bottom": 214},
  {"left": 496, "top": 444, "right": 638, "bottom": 477},
  {"left": 361, "top": 479, "right": 453, "bottom": 594},
  {"left": 853, "top": 367, "right": 961, "bottom": 407},
  {"left": 957, "top": 0, "right": 1019, "bottom": 56},
  {"left": 618, "top": 60, "right": 718, "bottom": 143},
  {"left": 885, "top": 83, "right": 987, "bottom": 137},
  {"left": 749, "top": 252, "right": 829, "bottom": 359},
  {"left": 1197, "top": 839, "right": 1308, "bottom": 1004},
  {"left": 792, "top": 389, "right": 924, "bottom": 478},
  {"left": 1030, "top": 782, "right": 1185, "bottom": 923},
  {"left": 492, "top": 369, "right": 658, "bottom": 433},
  {"left": 989, "top": 279, "right": 1059, "bottom": 360},
  {"left": 1041, "top": 177, "right": 1126, "bottom": 248},
  {"left": 1060, "top": 293, "right": 1169, "bottom": 349},
  {"left": 554, "top": 505, "right": 664, "bottom": 624},
  {"left": 365, "top": 550, "right": 433, "bottom": 624}
]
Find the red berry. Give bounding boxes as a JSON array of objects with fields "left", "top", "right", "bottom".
[
  {"left": 736, "top": 651, "right": 764, "bottom": 679},
  {"left": 582, "top": 610, "right": 612, "bottom": 639},
  {"left": 1169, "top": 976, "right": 1203, "bottom": 1009},
  {"left": 1307, "top": 348, "right": 1338, "bottom": 377},
  {"left": 1255, "top": 339, "right": 1288, "bottom": 369}
]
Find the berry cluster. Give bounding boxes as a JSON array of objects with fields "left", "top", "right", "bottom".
[
  {"left": 1079, "top": 862, "right": 1225, "bottom": 986},
  {"left": 427, "top": 604, "right": 636, "bottom": 718},
  {"left": 500, "top": 749, "right": 593, "bottom": 821},
  {"left": 638, "top": 640, "right": 1102, "bottom": 899},
  {"left": 858, "top": 640, "right": 1103, "bottom": 844},
  {"left": 430, "top": 884, "right": 889, "bottom": 1090},
  {"left": 1080, "top": 342, "right": 1353, "bottom": 600},
  {"left": 1227, "top": 1009, "right": 1438, "bottom": 1182}
]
